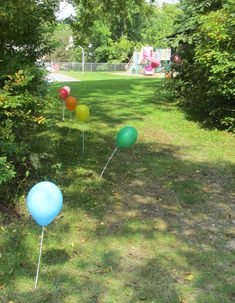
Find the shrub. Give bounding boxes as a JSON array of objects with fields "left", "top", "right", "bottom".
[
  {"left": 168, "top": 0, "right": 235, "bottom": 131},
  {"left": 0, "top": 1, "right": 58, "bottom": 208},
  {"left": 0, "top": 66, "right": 54, "bottom": 206}
]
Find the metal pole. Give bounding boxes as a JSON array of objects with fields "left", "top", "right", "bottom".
[
  {"left": 136, "top": 52, "right": 139, "bottom": 75},
  {"left": 78, "top": 45, "right": 85, "bottom": 80}
]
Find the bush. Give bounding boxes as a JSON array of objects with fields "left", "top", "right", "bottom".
[
  {"left": 168, "top": 0, "right": 235, "bottom": 131},
  {"left": 0, "top": 65, "right": 54, "bottom": 206},
  {"left": 0, "top": 1, "right": 58, "bottom": 208}
]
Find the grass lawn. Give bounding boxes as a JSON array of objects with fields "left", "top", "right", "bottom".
[{"left": 1, "top": 72, "right": 235, "bottom": 303}]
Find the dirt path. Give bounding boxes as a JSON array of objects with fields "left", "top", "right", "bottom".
[{"left": 47, "top": 72, "right": 81, "bottom": 82}]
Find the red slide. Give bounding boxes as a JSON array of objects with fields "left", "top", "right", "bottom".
[{"left": 144, "top": 55, "right": 160, "bottom": 75}]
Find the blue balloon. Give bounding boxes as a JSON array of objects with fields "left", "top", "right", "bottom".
[{"left": 27, "top": 181, "right": 63, "bottom": 226}]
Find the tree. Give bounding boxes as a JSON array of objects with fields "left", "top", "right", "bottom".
[
  {"left": 168, "top": 0, "right": 235, "bottom": 131},
  {"left": 71, "top": 0, "right": 146, "bottom": 62},
  {"left": 45, "top": 23, "right": 76, "bottom": 62},
  {"left": 0, "top": 0, "right": 58, "bottom": 78},
  {"left": 71, "top": 0, "right": 180, "bottom": 62},
  {"left": 141, "top": 3, "right": 182, "bottom": 48},
  {"left": 0, "top": 0, "right": 59, "bottom": 205}
]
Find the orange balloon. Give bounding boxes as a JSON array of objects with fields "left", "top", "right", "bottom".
[{"left": 65, "top": 96, "right": 77, "bottom": 111}]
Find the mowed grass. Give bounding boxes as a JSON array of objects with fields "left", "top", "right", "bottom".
[{"left": 0, "top": 72, "right": 235, "bottom": 303}]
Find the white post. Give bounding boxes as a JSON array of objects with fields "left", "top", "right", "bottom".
[
  {"left": 82, "top": 130, "right": 85, "bottom": 153},
  {"left": 62, "top": 102, "right": 65, "bottom": 121},
  {"left": 78, "top": 45, "right": 85, "bottom": 79},
  {"left": 35, "top": 226, "right": 44, "bottom": 289}
]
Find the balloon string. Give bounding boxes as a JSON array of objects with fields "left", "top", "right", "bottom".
[
  {"left": 99, "top": 147, "right": 118, "bottom": 181},
  {"left": 62, "top": 102, "right": 65, "bottom": 121},
  {"left": 68, "top": 112, "right": 73, "bottom": 135},
  {"left": 35, "top": 226, "right": 44, "bottom": 289},
  {"left": 82, "top": 131, "right": 85, "bottom": 153}
]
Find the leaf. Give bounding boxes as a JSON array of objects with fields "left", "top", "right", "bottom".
[
  {"left": 29, "top": 153, "right": 41, "bottom": 169},
  {"left": 96, "top": 266, "right": 113, "bottom": 274},
  {"left": 184, "top": 272, "right": 193, "bottom": 281}
]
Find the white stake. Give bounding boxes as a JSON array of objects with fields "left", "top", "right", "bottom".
[
  {"left": 82, "top": 131, "right": 85, "bottom": 153},
  {"left": 99, "top": 147, "right": 118, "bottom": 181},
  {"left": 34, "top": 226, "right": 44, "bottom": 289},
  {"left": 62, "top": 102, "right": 65, "bottom": 121}
]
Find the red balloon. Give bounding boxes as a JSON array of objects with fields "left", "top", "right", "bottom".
[{"left": 58, "top": 88, "right": 68, "bottom": 100}]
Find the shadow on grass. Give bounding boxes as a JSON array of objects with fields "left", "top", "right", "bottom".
[
  {"left": 1, "top": 78, "right": 234, "bottom": 302},
  {"left": 18, "top": 123, "right": 233, "bottom": 301},
  {"left": 158, "top": 81, "right": 234, "bottom": 132},
  {"left": 50, "top": 78, "right": 165, "bottom": 128},
  {"left": 43, "top": 249, "right": 70, "bottom": 265},
  {"left": 2, "top": 131, "right": 234, "bottom": 302}
]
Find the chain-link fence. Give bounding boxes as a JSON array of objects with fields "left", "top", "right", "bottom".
[
  {"left": 50, "top": 62, "right": 127, "bottom": 72},
  {"left": 48, "top": 61, "right": 170, "bottom": 74}
]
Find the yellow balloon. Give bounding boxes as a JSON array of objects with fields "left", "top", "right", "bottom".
[{"left": 75, "top": 105, "right": 90, "bottom": 122}]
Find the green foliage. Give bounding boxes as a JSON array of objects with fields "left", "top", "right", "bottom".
[
  {"left": 0, "top": 0, "right": 58, "bottom": 79},
  {"left": 95, "top": 35, "right": 134, "bottom": 63},
  {"left": 46, "top": 23, "right": 77, "bottom": 62},
  {"left": 168, "top": 0, "right": 235, "bottom": 131},
  {"left": 142, "top": 3, "right": 182, "bottom": 48},
  {"left": 0, "top": 69, "right": 49, "bottom": 203},
  {"left": 0, "top": 157, "right": 15, "bottom": 185},
  {"left": 71, "top": 0, "right": 181, "bottom": 62},
  {"left": 71, "top": 0, "right": 145, "bottom": 62},
  {"left": 0, "top": 0, "right": 59, "bottom": 206}
]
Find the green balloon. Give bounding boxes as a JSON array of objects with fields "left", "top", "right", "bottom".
[{"left": 116, "top": 126, "right": 138, "bottom": 148}]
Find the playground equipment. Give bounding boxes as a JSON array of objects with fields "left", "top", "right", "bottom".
[{"left": 125, "top": 47, "right": 171, "bottom": 76}]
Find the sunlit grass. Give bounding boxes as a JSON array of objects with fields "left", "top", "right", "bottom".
[{"left": 0, "top": 72, "right": 234, "bottom": 303}]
